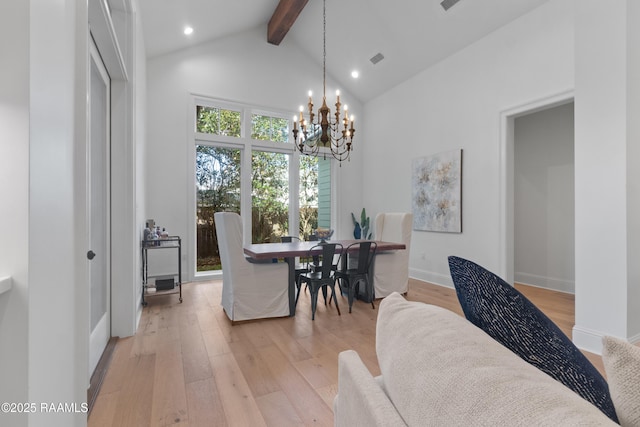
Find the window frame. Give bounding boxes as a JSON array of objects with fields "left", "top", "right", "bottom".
[{"left": 187, "top": 95, "right": 336, "bottom": 280}]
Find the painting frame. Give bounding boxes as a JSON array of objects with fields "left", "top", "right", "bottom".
[{"left": 411, "top": 149, "right": 462, "bottom": 233}]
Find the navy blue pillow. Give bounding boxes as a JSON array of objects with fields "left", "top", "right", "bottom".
[{"left": 448, "top": 256, "right": 618, "bottom": 423}]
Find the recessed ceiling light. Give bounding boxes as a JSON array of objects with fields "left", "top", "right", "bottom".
[
  {"left": 184, "top": 26, "right": 194, "bottom": 35},
  {"left": 351, "top": 70, "right": 359, "bottom": 79}
]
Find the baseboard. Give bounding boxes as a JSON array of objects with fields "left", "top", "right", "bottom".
[
  {"left": 573, "top": 326, "right": 605, "bottom": 355},
  {"left": 409, "top": 268, "right": 453, "bottom": 288},
  {"left": 87, "top": 337, "right": 118, "bottom": 414},
  {"left": 574, "top": 325, "right": 640, "bottom": 354},
  {"left": 514, "top": 272, "right": 574, "bottom": 293}
]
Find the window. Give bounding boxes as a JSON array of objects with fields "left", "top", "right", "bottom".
[
  {"left": 196, "top": 105, "right": 241, "bottom": 137},
  {"left": 192, "top": 98, "right": 333, "bottom": 274},
  {"left": 252, "top": 151, "right": 290, "bottom": 243},
  {"left": 195, "top": 146, "right": 241, "bottom": 271}
]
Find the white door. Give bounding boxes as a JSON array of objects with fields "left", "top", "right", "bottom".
[{"left": 88, "top": 39, "right": 111, "bottom": 376}]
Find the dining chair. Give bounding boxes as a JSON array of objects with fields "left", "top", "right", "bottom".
[
  {"left": 214, "top": 212, "right": 289, "bottom": 321},
  {"left": 334, "top": 241, "right": 377, "bottom": 313},
  {"left": 373, "top": 212, "right": 413, "bottom": 298},
  {"left": 281, "top": 235, "right": 308, "bottom": 281},
  {"left": 296, "top": 243, "right": 343, "bottom": 320},
  {"left": 282, "top": 234, "right": 324, "bottom": 300}
]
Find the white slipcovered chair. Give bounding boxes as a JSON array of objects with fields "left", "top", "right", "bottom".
[
  {"left": 214, "top": 212, "right": 289, "bottom": 321},
  {"left": 373, "top": 212, "right": 413, "bottom": 298}
]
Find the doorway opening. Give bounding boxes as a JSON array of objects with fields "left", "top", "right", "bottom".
[
  {"left": 514, "top": 102, "right": 575, "bottom": 293},
  {"left": 500, "top": 91, "right": 574, "bottom": 293}
]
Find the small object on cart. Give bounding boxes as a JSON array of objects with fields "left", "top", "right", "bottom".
[{"left": 155, "top": 276, "right": 175, "bottom": 291}]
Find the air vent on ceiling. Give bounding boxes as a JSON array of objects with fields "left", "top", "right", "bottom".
[
  {"left": 440, "top": 0, "right": 461, "bottom": 12},
  {"left": 370, "top": 53, "right": 385, "bottom": 65}
]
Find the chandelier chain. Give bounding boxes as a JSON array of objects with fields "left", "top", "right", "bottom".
[{"left": 323, "top": 0, "right": 326, "bottom": 97}]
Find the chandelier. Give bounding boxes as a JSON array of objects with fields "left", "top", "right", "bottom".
[{"left": 292, "top": 0, "right": 355, "bottom": 165}]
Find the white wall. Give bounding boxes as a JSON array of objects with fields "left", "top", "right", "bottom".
[
  {"left": 628, "top": 0, "right": 640, "bottom": 343},
  {"left": 1, "top": 1, "right": 144, "bottom": 425},
  {"left": 364, "top": 0, "right": 575, "bottom": 286},
  {"left": 574, "top": 0, "right": 640, "bottom": 349},
  {"left": 29, "top": 0, "right": 88, "bottom": 425},
  {"left": 0, "top": 0, "right": 30, "bottom": 425},
  {"left": 514, "top": 102, "right": 575, "bottom": 293},
  {"left": 145, "top": 26, "right": 364, "bottom": 281},
  {"left": 134, "top": 4, "right": 148, "bottom": 321}
]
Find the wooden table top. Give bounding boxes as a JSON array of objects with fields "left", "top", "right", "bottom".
[{"left": 243, "top": 239, "right": 406, "bottom": 259}]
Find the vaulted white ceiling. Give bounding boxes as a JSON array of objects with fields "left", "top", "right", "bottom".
[{"left": 138, "top": 0, "right": 549, "bottom": 102}]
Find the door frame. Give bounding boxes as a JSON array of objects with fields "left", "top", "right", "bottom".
[
  {"left": 88, "top": 0, "right": 138, "bottom": 343},
  {"left": 499, "top": 89, "right": 574, "bottom": 284}
]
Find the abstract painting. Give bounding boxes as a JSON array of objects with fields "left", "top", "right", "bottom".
[{"left": 412, "top": 149, "right": 462, "bottom": 233}]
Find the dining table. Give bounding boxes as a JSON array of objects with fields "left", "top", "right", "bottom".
[{"left": 243, "top": 239, "right": 406, "bottom": 316}]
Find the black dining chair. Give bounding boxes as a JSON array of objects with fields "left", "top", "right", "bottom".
[
  {"left": 296, "top": 243, "right": 343, "bottom": 320},
  {"left": 281, "top": 235, "right": 307, "bottom": 282},
  {"left": 334, "top": 241, "right": 377, "bottom": 313},
  {"left": 307, "top": 234, "right": 322, "bottom": 270}
]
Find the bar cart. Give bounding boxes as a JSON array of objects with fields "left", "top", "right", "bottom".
[{"left": 141, "top": 236, "right": 182, "bottom": 305}]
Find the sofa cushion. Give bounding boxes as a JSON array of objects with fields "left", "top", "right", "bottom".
[
  {"left": 602, "top": 336, "right": 640, "bottom": 427},
  {"left": 376, "top": 293, "right": 617, "bottom": 426},
  {"left": 335, "top": 350, "right": 407, "bottom": 426},
  {"left": 447, "top": 256, "right": 618, "bottom": 422}
]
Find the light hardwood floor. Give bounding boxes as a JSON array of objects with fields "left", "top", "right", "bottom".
[{"left": 88, "top": 278, "right": 603, "bottom": 426}]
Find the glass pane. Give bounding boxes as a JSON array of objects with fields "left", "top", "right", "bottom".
[
  {"left": 251, "top": 114, "right": 271, "bottom": 140},
  {"left": 251, "top": 114, "right": 289, "bottom": 143},
  {"left": 90, "top": 57, "right": 109, "bottom": 330},
  {"left": 196, "top": 106, "right": 241, "bottom": 137},
  {"left": 196, "top": 106, "right": 220, "bottom": 134},
  {"left": 220, "top": 109, "right": 241, "bottom": 137},
  {"left": 272, "top": 117, "right": 289, "bottom": 143},
  {"left": 251, "top": 151, "right": 290, "bottom": 243},
  {"left": 196, "top": 145, "right": 241, "bottom": 271},
  {"left": 299, "top": 156, "right": 331, "bottom": 240}
]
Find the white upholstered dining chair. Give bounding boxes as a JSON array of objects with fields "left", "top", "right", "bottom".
[
  {"left": 214, "top": 212, "right": 289, "bottom": 321},
  {"left": 373, "top": 212, "right": 413, "bottom": 298}
]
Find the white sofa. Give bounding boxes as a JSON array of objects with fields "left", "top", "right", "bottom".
[{"left": 334, "top": 292, "right": 617, "bottom": 426}]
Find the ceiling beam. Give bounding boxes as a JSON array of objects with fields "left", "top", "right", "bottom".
[{"left": 267, "top": 0, "right": 308, "bottom": 45}]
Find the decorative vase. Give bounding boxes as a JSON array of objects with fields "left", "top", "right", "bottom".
[
  {"left": 353, "top": 223, "right": 361, "bottom": 239},
  {"left": 351, "top": 208, "right": 371, "bottom": 240}
]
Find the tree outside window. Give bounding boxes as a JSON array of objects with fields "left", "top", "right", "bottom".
[{"left": 195, "top": 145, "right": 240, "bottom": 271}]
